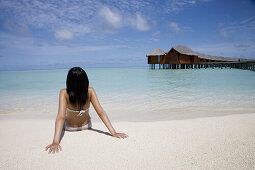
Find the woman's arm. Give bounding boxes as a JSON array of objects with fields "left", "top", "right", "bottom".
[
  {"left": 89, "top": 87, "right": 128, "bottom": 138},
  {"left": 45, "top": 89, "right": 67, "bottom": 154}
]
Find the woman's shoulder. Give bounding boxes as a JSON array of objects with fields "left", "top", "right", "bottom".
[
  {"left": 61, "top": 87, "right": 94, "bottom": 94},
  {"left": 88, "top": 86, "right": 95, "bottom": 95},
  {"left": 88, "top": 86, "right": 94, "bottom": 91},
  {"left": 59, "top": 88, "right": 68, "bottom": 98},
  {"left": 60, "top": 88, "right": 67, "bottom": 93},
  {"left": 60, "top": 87, "right": 94, "bottom": 97}
]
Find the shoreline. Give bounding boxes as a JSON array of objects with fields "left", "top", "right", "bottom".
[
  {"left": 0, "top": 113, "right": 255, "bottom": 169},
  {"left": 1, "top": 107, "right": 255, "bottom": 122}
]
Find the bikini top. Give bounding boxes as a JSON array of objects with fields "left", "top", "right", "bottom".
[{"left": 66, "top": 107, "right": 89, "bottom": 117}]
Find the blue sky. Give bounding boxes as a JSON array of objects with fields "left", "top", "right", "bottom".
[{"left": 0, "top": 0, "right": 255, "bottom": 70}]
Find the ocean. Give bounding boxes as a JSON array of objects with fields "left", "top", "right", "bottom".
[{"left": 0, "top": 67, "right": 255, "bottom": 121}]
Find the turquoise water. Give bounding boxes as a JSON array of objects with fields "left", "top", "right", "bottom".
[{"left": 0, "top": 67, "right": 255, "bottom": 121}]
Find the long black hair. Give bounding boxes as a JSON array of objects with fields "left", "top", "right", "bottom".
[{"left": 66, "top": 67, "right": 89, "bottom": 110}]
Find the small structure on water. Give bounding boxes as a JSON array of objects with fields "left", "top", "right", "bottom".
[
  {"left": 146, "top": 48, "right": 166, "bottom": 65},
  {"left": 146, "top": 45, "right": 255, "bottom": 70}
]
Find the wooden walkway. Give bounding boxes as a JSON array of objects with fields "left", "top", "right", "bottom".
[{"left": 150, "top": 61, "right": 255, "bottom": 71}]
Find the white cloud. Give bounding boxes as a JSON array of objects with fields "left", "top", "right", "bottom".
[
  {"left": 169, "top": 22, "right": 180, "bottom": 32},
  {"left": 97, "top": 6, "right": 122, "bottom": 33},
  {"left": 0, "top": 32, "right": 129, "bottom": 56},
  {"left": 164, "top": 0, "right": 212, "bottom": 13},
  {"left": 4, "top": 20, "right": 30, "bottom": 36},
  {"left": 99, "top": 6, "right": 122, "bottom": 29},
  {"left": 151, "top": 31, "right": 160, "bottom": 41},
  {"left": 219, "top": 17, "right": 255, "bottom": 41},
  {"left": 168, "top": 22, "right": 192, "bottom": 35},
  {"left": 54, "top": 30, "right": 73, "bottom": 41},
  {"left": 0, "top": 0, "right": 211, "bottom": 37},
  {"left": 0, "top": 0, "right": 99, "bottom": 36},
  {"left": 129, "top": 13, "right": 150, "bottom": 31}
]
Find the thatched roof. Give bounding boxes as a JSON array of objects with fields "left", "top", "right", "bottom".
[
  {"left": 172, "top": 45, "right": 195, "bottom": 55},
  {"left": 172, "top": 45, "right": 239, "bottom": 62},
  {"left": 146, "top": 48, "right": 166, "bottom": 56}
]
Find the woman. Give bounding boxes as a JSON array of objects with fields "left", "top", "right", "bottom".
[{"left": 45, "top": 67, "right": 128, "bottom": 154}]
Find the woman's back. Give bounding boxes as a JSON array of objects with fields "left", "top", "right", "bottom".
[
  {"left": 64, "top": 88, "right": 91, "bottom": 128},
  {"left": 45, "top": 67, "right": 127, "bottom": 154}
]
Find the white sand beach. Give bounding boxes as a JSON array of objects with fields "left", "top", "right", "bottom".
[{"left": 0, "top": 113, "right": 255, "bottom": 170}]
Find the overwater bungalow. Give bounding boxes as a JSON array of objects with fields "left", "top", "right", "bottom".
[
  {"left": 147, "top": 45, "right": 255, "bottom": 70},
  {"left": 147, "top": 45, "right": 237, "bottom": 65},
  {"left": 146, "top": 48, "right": 166, "bottom": 66}
]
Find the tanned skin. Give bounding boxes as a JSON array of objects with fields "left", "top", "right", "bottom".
[{"left": 45, "top": 87, "right": 128, "bottom": 154}]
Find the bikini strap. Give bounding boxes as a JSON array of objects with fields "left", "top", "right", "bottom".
[{"left": 66, "top": 107, "right": 89, "bottom": 116}]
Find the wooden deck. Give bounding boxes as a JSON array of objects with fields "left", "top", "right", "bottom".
[{"left": 149, "top": 61, "right": 255, "bottom": 71}]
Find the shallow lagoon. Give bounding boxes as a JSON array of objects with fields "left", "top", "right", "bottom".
[{"left": 0, "top": 67, "right": 254, "bottom": 121}]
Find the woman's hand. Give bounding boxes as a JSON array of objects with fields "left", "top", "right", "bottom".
[
  {"left": 45, "top": 143, "right": 62, "bottom": 154},
  {"left": 112, "top": 132, "right": 128, "bottom": 139}
]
